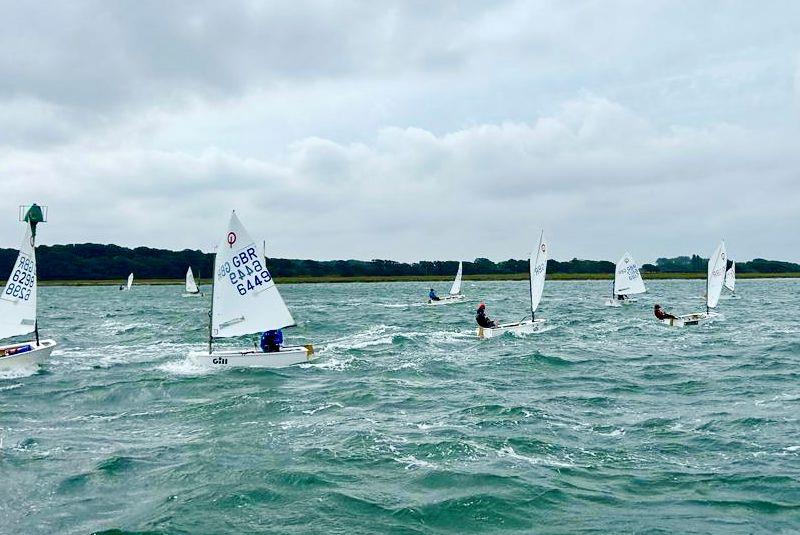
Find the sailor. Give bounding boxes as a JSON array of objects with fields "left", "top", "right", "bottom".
[
  {"left": 428, "top": 288, "right": 441, "bottom": 301},
  {"left": 260, "top": 329, "right": 283, "bottom": 353},
  {"left": 653, "top": 304, "right": 677, "bottom": 321},
  {"left": 476, "top": 303, "right": 497, "bottom": 328}
]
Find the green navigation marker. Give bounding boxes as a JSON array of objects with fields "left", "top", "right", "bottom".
[{"left": 21, "top": 203, "right": 47, "bottom": 239}]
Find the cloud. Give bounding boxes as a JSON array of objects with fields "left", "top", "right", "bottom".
[
  {"left": 0, "top": 2, "right": 798, "bottom": 261},
  {"left": 2, "top": 95, "right": 797, "bottom": 262}
]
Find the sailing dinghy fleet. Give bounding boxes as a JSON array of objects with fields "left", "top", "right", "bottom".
[
  {"left": 428, "top": 261, "right": 465, "bottom": 305},
  {"left": 0, "top": 205, "right": 57, "bottom": 370},
  {"left": 0, "top": 203, "right": 743, "bottom": 371}
]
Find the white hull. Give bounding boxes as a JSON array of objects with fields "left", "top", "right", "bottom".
[
  {"left": 477, "top": 319, "right": 546, "bottom": 339},
  {"left": 182, "top": 292, "right": 204, "bottom": 297},
  {"left": 428, "top": 294, "right": 466, "bottom": 306},
  {"left": 189, "top": 344, "right": 315, "bottom": 368},
  {"left": 661, "top": 311, "right": 720, "bottom": 327},
  {"left": 0, "top": 339, "right": 57, "bottom": 369}
]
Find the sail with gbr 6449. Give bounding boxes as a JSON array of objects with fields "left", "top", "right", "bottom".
[{"left": 211, "top": 211, "right": 295, "bottom": 338}]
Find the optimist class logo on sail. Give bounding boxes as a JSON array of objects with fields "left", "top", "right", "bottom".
[{"left": 217, "top": 240, "right": 273, "bottom": 296}]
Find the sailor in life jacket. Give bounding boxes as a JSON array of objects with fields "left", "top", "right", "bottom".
[
  {"left": 476, "top": 303, "right": 497, "bottom": 328},
  {"left": 653, "top": 304, "right": 677, "bottom": 321},
  {"left": 429, "top": 288, "right": 440, "bottom": 301},
  {"left": 260, "top": 329, "right": 283, "bottom": 352}
]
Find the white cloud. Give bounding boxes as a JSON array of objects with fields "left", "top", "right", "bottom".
[
  {"left": 2, "top": 95, "right": 797, "bottom": 262},
  {"left": 0, "top": 1, "right": 798, "bottom": 262}
]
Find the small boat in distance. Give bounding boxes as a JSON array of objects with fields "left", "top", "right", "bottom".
[
  {"left": 428, "top": 261, "right": 466, "bottom": 305},
  {"left": 477, "top": 231, "right": 548, "bottom": 338},
  {"left": 0, "top": 204, "right": 57, "bottom": 370},
  {"left": 189, "top": 211, "right": 314, "bottom": 368},
  {"left": 120, "top": 272, "right": 133, "bottom": 291},
  {"left": 661, "top": 240, "right": 726, "bottom": 327},
  {"left": 724, "top": 261, "right": 737, "bottom": 298},
  {"left": 183, "top": 267, "right": 203, "bottom": 297},
  {"left": 605, "top": 252, "right": 646, "bottom": 307}
]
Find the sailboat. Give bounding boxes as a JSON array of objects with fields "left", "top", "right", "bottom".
[
  {"left": 477, "top": 231, "right": 548, "bottom": 338},
  {"left": 183, "top": 267, "right": 203, "bottom": 297},
  {"left": 605, "top": 252, "right": 646, "bottom": 307},
  {"left": 120, "top": 272, "right": 133, "bottom": 291},
  {"left": 661, "top": 240, "right": 726, "bottom": 327},
  {"left": 189, "top": 211, "right": 314, "bottom": 368},
  {"left": 0, "top": 204, "right": 57, "bottom": 370},
  {"left": 724, "top": 261, "right": 737, "bottom": 298},
  {"left": 427, "top": 261, "right": 466, "bottom": 305}
]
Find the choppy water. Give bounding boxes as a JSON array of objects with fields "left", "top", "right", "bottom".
[{"left": 1, "top": 280, "right": 799, "bottom": 534}]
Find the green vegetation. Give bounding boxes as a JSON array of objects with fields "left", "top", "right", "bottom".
[
  {"left": 1, "top": 243, "right": 799, "bottom": 283},
  {"left": 8, "top": 271, "right": 798, "bottom": 286}
]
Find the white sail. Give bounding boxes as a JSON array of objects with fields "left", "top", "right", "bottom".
[
  {"left": 706, "top": 240, "right": 727, "bottom": 309},
  {"left": 448, "top": 261, "right": 463, "bottom": 295},
  {"left": 724, "top": 261, "right": 736, "bottom": 292},
  {"left": 185, "top": 267, "right": 200, "bottom": 294},
  {"left": 0, "top": 225, "right": 37, "bottom": 340},
  {"left": 529, "top": 231, "right": 548, "bottom": 314},
  {"left": 614, "top": 251, "right": 646, "bottom": 296},
  {"left": 211, "top": 211, "right": 295, "bottom": 338},
  {"left": 126, "top": 273, "right": 134, "bottom": 290}
]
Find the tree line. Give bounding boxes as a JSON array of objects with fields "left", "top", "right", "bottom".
[{"left": 0, "top": 243, "right": 798, "bottom": 281}]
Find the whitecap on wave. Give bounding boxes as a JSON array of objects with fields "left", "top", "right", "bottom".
[
  {"left": 157, "top": 357, "right": 215, "bottom": 376},
  {"left": 0, "top": 367, "right": 39, "bottom": 381},
  {"left": 496, "top": 445, "right": 576, "bottom": 468}
]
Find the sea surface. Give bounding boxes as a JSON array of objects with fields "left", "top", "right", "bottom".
[{"left": 1, "top": 280, "right": 799, "bottom": 534}]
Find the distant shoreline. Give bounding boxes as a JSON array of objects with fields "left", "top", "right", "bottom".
[{"left": 12, "top": 272, "right": 800, "bottom": 286}]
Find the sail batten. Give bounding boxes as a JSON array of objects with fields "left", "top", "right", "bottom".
[
  {"left": 211, "top": 212, "right": 295, "bottom": 338},
  {"left": 614, "top": 252, "right": 646, "bottom": 296},
  {"left": 449, "top": 262, "right": 463, "bottom": 295},
  {"left": 529, "top": 232, "right": 548, "bottom": 314},
  {"left": 706, "top": 241, "right": 727, "bottom": 309},
  {"left": 0, "top": 225, "right": 37, "bottom": 340}
]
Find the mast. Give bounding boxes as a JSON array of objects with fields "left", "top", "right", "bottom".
[
  {"left": 707, "top": 240, "right": 723, "bottom": 314},
  {"left": 529, "top": 253, "right": 534, "bottom": 320},
  {"left": 23, "top": 204, "right": 46, "bottom": 345},
  {"left": 208, "top": 256, "right": 216, "bottom": 353},
  {"left": 530, "top": 230, "right": 542, "bottom": 321},
  {"left": 706, "top": 244, "right": 713, "bottom": 314}
]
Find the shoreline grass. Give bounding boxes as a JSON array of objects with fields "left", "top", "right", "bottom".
[{"left": 9, "top": 271, "right": 800, "bottom": 286}]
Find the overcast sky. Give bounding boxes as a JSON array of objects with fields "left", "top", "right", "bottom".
[{"left": 1, "top": 1, "right": 798, "bottom": 262}]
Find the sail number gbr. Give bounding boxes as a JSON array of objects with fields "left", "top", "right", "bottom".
[
  {"left": 4, "top": 254, "right": 35, "bottom": 301},
  {"left": 621, "top": 264, "right": 640, "bottom": 281},
  {"left": 217, "top": 245, "right": 272, "bottom": 296}
]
